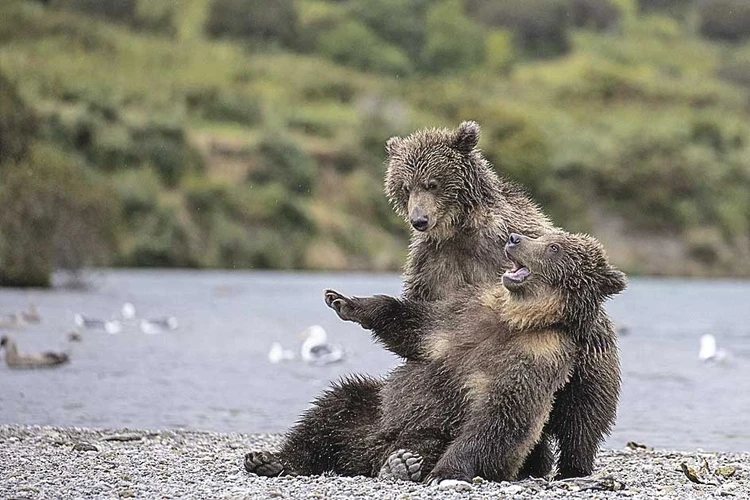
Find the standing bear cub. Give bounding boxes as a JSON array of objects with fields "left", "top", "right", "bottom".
[{"left": 245, "top": 231, "right": 627, "bottom": 484}]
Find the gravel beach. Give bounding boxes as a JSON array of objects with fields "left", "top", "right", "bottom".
[{"left": 1, "top": 425, "right": 747, "bottom": 499}]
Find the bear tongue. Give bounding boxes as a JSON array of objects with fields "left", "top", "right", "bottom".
[{"left": 503, "top": 266, "right": 530, "bottom": 282}]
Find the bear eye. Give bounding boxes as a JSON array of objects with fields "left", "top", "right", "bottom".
[
  {"left": 426, "top": 179, "right": 439, "bottom": 191},
  {"left": 402, "top": 184, "right": 410, "bottom": 195},
  {"left": 548, "top": 243, "right": 560, "bottom": 253}
]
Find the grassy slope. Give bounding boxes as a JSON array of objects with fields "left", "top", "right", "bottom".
[{"left": 2, "top": 0, "right": 750, "bottom": 275}]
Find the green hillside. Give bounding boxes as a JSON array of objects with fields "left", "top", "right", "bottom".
[{"left": 1, "top": 0, "right": 750, "bottom": 285}]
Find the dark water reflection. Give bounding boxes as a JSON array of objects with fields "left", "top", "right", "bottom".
[{"left": 1, "top": 271, "right": 749, "bottom": 452}]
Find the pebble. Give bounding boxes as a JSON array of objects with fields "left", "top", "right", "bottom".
[{"left": 0, "top": 425, "right": 748, "bottom": 499}]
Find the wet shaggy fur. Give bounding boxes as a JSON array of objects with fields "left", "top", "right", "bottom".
[
  {"left": 385, "top": 120, "right": 553, "bottom": 301},
  {"left": 384, "top": 121, "right": 622, "bottom": 479},
  {"left": 245, "top": 232, "right": 626, "bottom": 483},
  {"left": 244, "top": 121, "right": 621, "bottom": 480}
]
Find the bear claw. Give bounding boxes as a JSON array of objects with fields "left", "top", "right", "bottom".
[
  {"left": 324, "top": 290, "right": 356, "bottom": 322},
  {"left": 244, "top": 451, "right": 285, "bottom": 477},
  {"left": 379, "top": 449, "right": 423, "bottom": 482}
]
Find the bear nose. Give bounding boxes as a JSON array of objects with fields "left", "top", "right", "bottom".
[
  {"left": 411, "top": 216, "right": 429, "bottom": 231},
  {"left": 507, "top": 233, "right": 522, "bottom": 246}
]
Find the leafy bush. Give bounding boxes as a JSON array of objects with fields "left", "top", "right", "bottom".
[
  {"left": 131, "top": 121, "right": 205, "bottom": 187},
  {"left": 466, "top": 0, "right": 570, "bottom": 58},
  {"left": 420, "top": 0, "right": 486, "bottom": 73},
  {"left": 485, "top": 29, "right": 515, "bottom": 73},
  {"left": 317, "top": 20, "right": 412, "bottom": 75},
  {"left": 0, "top": 142, "right": 120, "bottom": 286},
  {"left": 570, "top": 0, "right": 621, "bottom": 31},
  {"left": 112, "top": 168, "right": 162, "bottom": 220},
  {"left": 55, "top": 0, "right": 137, "bottom": 24},
  {"left": 0, "top": 72, "right": 36, "bottom": 165},
  {"left": 122, "top": 204, "right": 199, "bottom": 268},
  {"left": 637, "top": 0, "right": 693, "bottom": 15},
  {"left": 205, "top": 0, "right": 299, "bottom": 47},
  {"left": 247, "top": 134, "right": 316, "bottom": 195},
  {"left": 699, "top": 0, "right": 750, "bottom": 42},
  {"left": 186, "top": 87, "right": 263, "bottom": 126},
  {"left": 348, "top": 0, "right": 428, "bottom": 62}
]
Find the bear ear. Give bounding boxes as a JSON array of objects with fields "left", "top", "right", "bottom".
[
  {"left": 599, "top": 265, "right": 627, "bottom": 297},
  {"left": 386, "top": 136, "right": 402, "bottom": 156},
  {"left": 451, "top": 121, "right": 480, "bottom": 153}
]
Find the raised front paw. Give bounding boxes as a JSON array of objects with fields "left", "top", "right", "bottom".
[
  {"left": 379, "top": 449, "right": 424, "bottom": 482},
  {"left": 324, "top": 289, "right": 360, "bottom": 324},
  {"left": 244, "top": 450, "right": 285, "bottom": 477}
]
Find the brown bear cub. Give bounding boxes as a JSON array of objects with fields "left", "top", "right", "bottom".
[
  {"left": 382, "top": 121, "right": 621, "bottom": 479},
  {"left": 244, "top": 121, "right": 620, "bottom": 480},
  {"left": 245, "top": 231, "right": 627, "bottom": 484}
]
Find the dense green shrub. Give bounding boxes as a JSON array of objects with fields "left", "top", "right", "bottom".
[
  {"left": 699, "top": 0, "right": 750, "bottom": 42},
  {"left": 0, "top": 73, "right": 36, "bottom": 165},
  {"left": 718, "top": 46, "right": 750, "bottom": 86},
  {"left": 247, "top": 134, "right": 315, "bottom": 195},
  {"left": 348, "top": 0, "right": 428, "bottom": 62},
  {"left": 420, "top": 0, "right": 486, "bottom": 73},
  {"left": 637, "top": 0, "right": 693, "bottom": 15},
  {"left": 186, "top": 88, "right": 263, "bottom": 126},
  {"left": 0, "top": 143, "right": 120, "bottom": 286},
  {"left": 317, "top": 20, "right": 412, "bottom": 75},
  {"left": 123, "top": 204, "right": 199, "bottom": 268},
  {"left": 570, "top": 0, "right": 621, "bottom": 31},
  {"left": 131, "top": 121, "right": 204, "bottom": 187},
  {"left": 205, "top": 0, "right": 299, "bottom": 46},
  {"left": 112, "top": 168, "right": 162, "bottom": 220},
  {"left": 466, "top": 0, "right": 570, "bottom": 58},
  {"left": 55, "top": 0, "right": 137, "bottom": 24}
]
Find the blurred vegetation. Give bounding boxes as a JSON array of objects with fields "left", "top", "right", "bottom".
[{"left": 1, "top": 0, "right": 750, "bottom": 282}]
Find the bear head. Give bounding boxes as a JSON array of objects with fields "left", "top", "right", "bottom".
[
  {"left": 384, "top": 121, "right": 500, "bottom": 237},
  {"left": 502, "top": 231, "right": 627, "bottom": 333}
]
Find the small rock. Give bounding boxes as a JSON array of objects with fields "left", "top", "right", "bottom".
[
  {"left": 716, "top": 465, "right": 736, "bottom": 478},
  {"left": 626, "top": 441, "right": 648, "bottom": 450},
  {"left": 500, "top": 484, "right": 525, "bottom": 494},
  {"left": 438, "top": 479, "right": 472, "bottom": 491},
  {"left": 718, "top": 481, "right": 740, "bottom": 496},
  {"left": 73, "top": 442, "right": 99, "bottom": 452},
  {"left": 472, "top": 476, "right": 484, "bottom": 484},
  {"left": 103, "top": 433, "right": 142, "bottom": 442}
]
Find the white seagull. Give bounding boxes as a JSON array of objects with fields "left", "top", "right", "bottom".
[
  {"left": 300, "top": 325, "right": 344, "bottom": 365},
  {"left": 698, "top": 334, "right": 730, "bottom": 363},
  {"left": 268, "top": 342, "right": 295, "bottom": 363},
  {"left": 121, "top": 302, "right": 136, "bottom": 320},
  {"left": 74, "top": 314, "right": 122, "bottom": 334},
  {"left": 140, "top": 317, "right": 178, "bottom": 335}
]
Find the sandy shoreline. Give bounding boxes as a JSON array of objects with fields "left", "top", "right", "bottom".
[{"left": 0, "top": 425, "right": 747, "bottom": 499}]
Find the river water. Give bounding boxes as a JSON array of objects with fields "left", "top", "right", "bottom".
[{"left": 1, "top": 270, "right": 749, "bottom": 452}]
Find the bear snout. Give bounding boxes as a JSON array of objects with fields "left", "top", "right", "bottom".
[{"left": 411, "top": 216, "right": 430, "bottom": 231}]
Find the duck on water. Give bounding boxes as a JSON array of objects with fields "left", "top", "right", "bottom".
[{"left": 0, "top": 335, "right": 69, "bottom": 369}]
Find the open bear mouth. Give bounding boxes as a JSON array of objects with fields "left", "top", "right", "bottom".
[{"left": 503, "top": 258, "right": 531, "bottom": 284}]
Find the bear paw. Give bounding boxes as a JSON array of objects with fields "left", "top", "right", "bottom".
[
  {"left": 324, "top": 290, "right": 358, "bottom": 323},
  {"left": 378, "top": 449, "right": 424, "bottom": 482},
  {"left": 244, "top": 451, "right": 285, "bottom": 477}
]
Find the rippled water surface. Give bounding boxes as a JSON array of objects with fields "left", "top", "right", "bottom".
[{"left": 2, "top": 270, "right": 749, "bottom": 452}]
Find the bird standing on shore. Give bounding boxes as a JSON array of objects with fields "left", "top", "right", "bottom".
[{"left": 0, "top": 335, "right": 69, "bottom": 369}]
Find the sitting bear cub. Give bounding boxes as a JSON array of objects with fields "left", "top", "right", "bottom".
[{"left": 245, "top": 231, "right": 626, "bottom": 484}]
